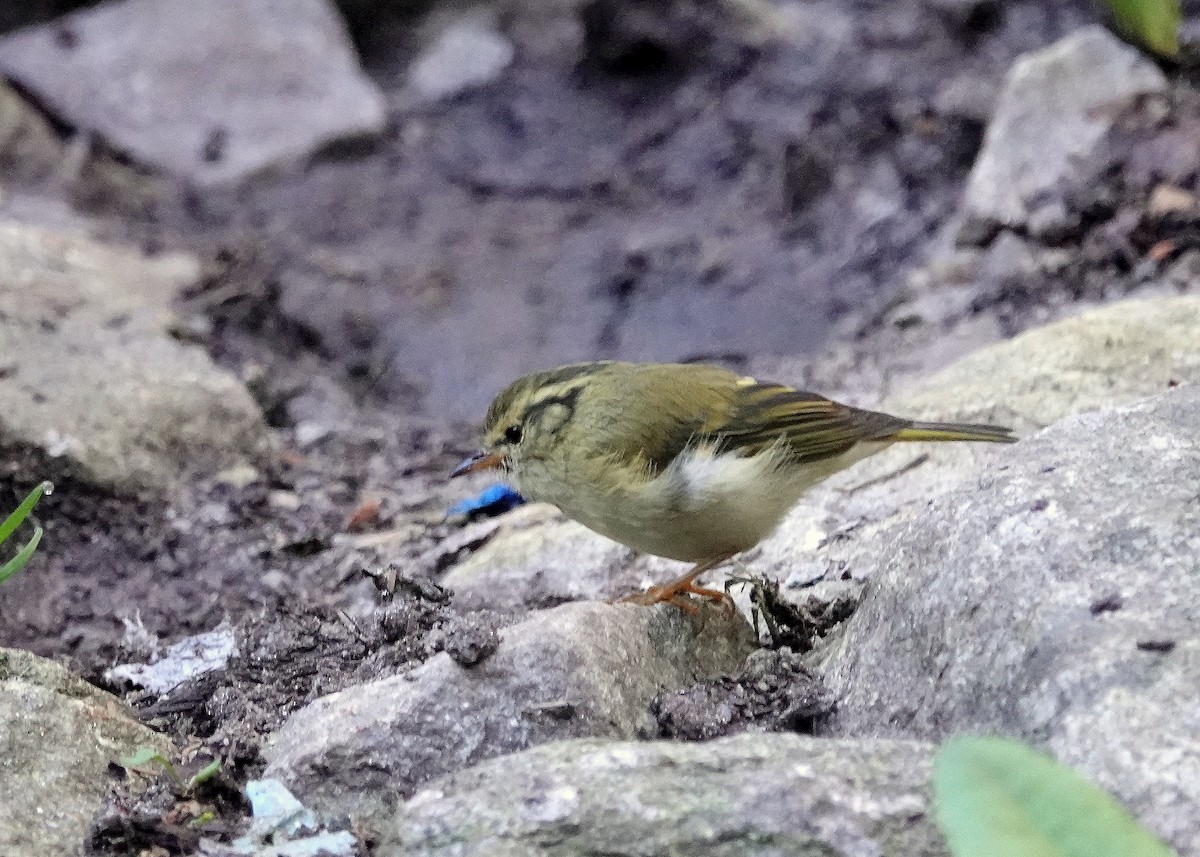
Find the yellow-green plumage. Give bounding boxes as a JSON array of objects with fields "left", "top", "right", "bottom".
[{"left": 458, "top": 361, "right": 1015, "bottom": 605}]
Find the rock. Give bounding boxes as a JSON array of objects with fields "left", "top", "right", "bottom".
[
  {"left": 263, "top": 601, "right": 755, "bottom": 823},
  {"left": 0, "top": 80, "right": 63, "bottom": 182},
  {"left": 0, "top": 219, "right": 268, "bottom": 492},
  {"left": 224, "top": 779, "right": 358, "bottom": 856},
  {"left": 817, "top": 384, "right": 1200, "bottom": 855},
  {"left": 750, "top": 294, "right": 1200, "bottom": 596},
  {"left": 958, "top": 26, "right": 1167, "bottom": 243},
  {"left": 441, "top": 504, "right": 643, "bottom": 611},
  {"left": 378, "top": 733, "right": 944, "bottom": 856},
  {"left": 890, "top": 295, "right": 1200, "bottom": 431},
  {"left": 441, "top": 503, "right": 737, "bottom": 614},
  {"left": 0, "top": 0, "right": 386, "bottom": 186},
  {"left": 0, "top": 648, "right": 171, "bottom": 857},
  {"left": 408, "top": 16, "right": 515, "bottom": 102}
]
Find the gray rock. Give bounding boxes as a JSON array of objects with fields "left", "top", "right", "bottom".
[
  {"left": 0, "top": 0, "right": 386, "bottom": 186},
  {"left": 408, "top": 16, "right": 515, "bottom": 102},
  {"left": 219, "top": 779, "right": 358, "bottom": 857},
  {"left": 441, "top": 504, "right": 650, "bottom": 611},
  {"left": 0, "top": 648, "right": 171, "bottom": 857},
  {"left": 263, "top": 601, "right": 755, "bottom": 823},
  {"left": 0, "top": 219, "right": 268, "bottom": 492},
  {"left": 959, "top": 26, "right": 1167, "bottom": 242},
  {"left": 890, "top": 294, "right": 1200, "bottom": 431},
  {"left": 817, "top": 384, "right": 1200, "bottom": 855},
  {"left": 378, "top": 733, "right": 946, "bottom": 857},
  {"left": 0, "top": 80, "right": 63, "bottom": 182},
  {"left": 751, "top": 294, "right": 1200, "bottom": 600}
]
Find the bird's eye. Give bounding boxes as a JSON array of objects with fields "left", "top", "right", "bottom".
[{"left": 504, "top": 424, "right": 523, "bottom": 444}]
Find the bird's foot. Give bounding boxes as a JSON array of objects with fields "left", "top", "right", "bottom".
[{"left": 617, "top": 575, "right": 735, "bottom": 615}]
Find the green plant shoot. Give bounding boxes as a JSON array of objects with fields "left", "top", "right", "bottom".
[
  {"left": 118, "top": 747, "right": 221, "bottom": 793},
  {"left": 0, "top": 481, "right": 52, "bottom": 585},
  {"left": 934, "top": 736, "right": 1179, "bottom": 857},
  {"left": 118, "top": 746, "right": 179, "bottom": 782}
]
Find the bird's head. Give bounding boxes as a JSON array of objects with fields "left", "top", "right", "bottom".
[{"left": 450, "top": 363, "right": 606, "bottom": 494}]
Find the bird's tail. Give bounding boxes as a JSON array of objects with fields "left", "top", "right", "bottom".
[{"left": 889, "top": 420, "right": 1016, "bottom": 444}]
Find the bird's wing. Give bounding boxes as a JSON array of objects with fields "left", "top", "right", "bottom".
[
  {"left": 700, "top": 381, "right": 909, "bottom": 464},
  {"left": 583, "top": 364, "right": 731, "bottom": 474}
]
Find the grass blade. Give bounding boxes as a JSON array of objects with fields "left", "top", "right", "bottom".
[
  {"left": 0, "top": 481, "right": 52, "bottom": 546},
  {"left": 0, "top": 526, "right": 43, "bottom": 585}
]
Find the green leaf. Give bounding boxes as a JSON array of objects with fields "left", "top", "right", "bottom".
[
  {"left": 189, "top": 810, "right": 217, "bottom": 828},
  {"left": 0, "top": 481, "right": 52, "bottom": 546},
  {"left": 187, "top": 758, "right": 222, "bottom": 790},
  {"left": 0, "top": 526, "right": 42, "bottom": 585},
  {"left": 0, "top": 481, "right": 53, "bottom": 586},
  {"left": 118, "top": 746, "right": 180, "bottom": 784},
  {"left": 934, "top": 736, "right": 1179, "bottom": 857},
  {"left": 118, "top": 746, "right": 170, "bottom": 769},
  {"left": 1106, "top": 0, "right": 1181, "bottom": 58}
]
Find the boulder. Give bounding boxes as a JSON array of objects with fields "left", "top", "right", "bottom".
[
  {"left": 378, "top": 733, "right": 946, "bottom": 857},
  {"left": 441, "top": 504, "right": 659, "bottom": 611},
  {"left": 264, "top": 601, "right": 755, "bottom": 822},
  {"left": 0, "top": 220, "right": 268, "bottom": 492},
  {"left": 0, "top": 0, "right": 386, "bottom": 186},
  {"left": 0, "top": 648, "right": 171, "bottom": 857},
  {"left": 751, "top": 294, "right": 1200, "bottom": 600},
  {"left": 959, "top": 26, "right": 1167, "bottom": 242},
  {"left": 818, "top": 384, "right": 1200, "bottom": 855}
]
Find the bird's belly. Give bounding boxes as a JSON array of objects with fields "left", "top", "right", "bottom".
[{"left": 561, "top": 450, "right": 827, "bottom": 563}]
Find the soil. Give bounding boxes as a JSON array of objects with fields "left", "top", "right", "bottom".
[
  {"left": 651, "top": 646, "right": 833, "bottom": 740},
  {"left": 1, "top": 0, "right": 1198, "bottom": 851}
]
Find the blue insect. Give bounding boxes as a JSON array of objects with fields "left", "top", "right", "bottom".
[{"left": 447, "top": 484, "right": 525, "bottom": 518}]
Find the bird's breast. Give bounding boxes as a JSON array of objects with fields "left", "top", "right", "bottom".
[{"left": 551, "top": 446, "right": 817, "bottom": 563}]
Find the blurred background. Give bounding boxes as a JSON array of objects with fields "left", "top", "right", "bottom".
[{"left": 0, "top": 0, "right": 1098, "bottom": 420}]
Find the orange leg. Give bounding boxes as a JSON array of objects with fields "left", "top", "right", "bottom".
[{"left": 617, "top": 557, "right": 735, "bottom": 612}]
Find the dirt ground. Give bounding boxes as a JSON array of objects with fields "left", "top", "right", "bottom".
[{"left": 1, "top": 0, "right": 1198, "bottom": 851}]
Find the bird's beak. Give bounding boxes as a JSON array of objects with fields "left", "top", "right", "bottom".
[{"left": 450, "top": 450, "right": 506, "bottom": 478}]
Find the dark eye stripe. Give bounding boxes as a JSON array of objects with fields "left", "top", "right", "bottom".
[
  {"left": 523, "top": 384, "right": 583, "bottom": 429},
  {"left": 484, "top": 363, "right": 609, "bottom": 431}
]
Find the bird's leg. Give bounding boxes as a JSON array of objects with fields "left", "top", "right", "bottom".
[{"left": 618, "top": 556, "right": 734, "bottom": 611}]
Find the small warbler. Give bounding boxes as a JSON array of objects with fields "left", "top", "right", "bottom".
[{"left": 452, "top": 361, "right": 1015, "bottom": 609}]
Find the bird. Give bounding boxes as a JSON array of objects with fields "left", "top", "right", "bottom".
[{"left": 451, "top": 361, "right": 1015, "bottom": 609}]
